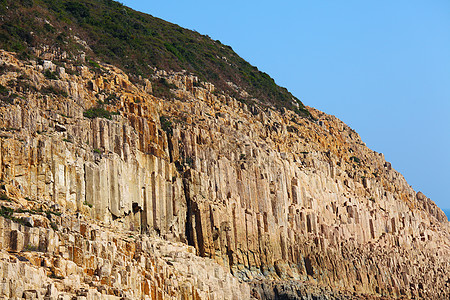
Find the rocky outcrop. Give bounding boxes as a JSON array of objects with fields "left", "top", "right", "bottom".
[{"left": 0, "top": 49, "right": 448, "bottom": 299}]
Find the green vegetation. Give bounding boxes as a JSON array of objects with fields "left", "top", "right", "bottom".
[
  {"left": 40, "top": 85, "right": 68, "bottom": 97},
  {"left": 83, "top": 106, "right": 113, "bottom": 119},
  {"left": 0, "top": 206, "right": 27, "bottom": 226},
  {"left": 0, "top": 84, "right": 8, "bottom": 96},
  {"left": 46, "top": 209, "right": 61, "bottom": 217},
  {"left": 0, "top": 193, "right": 11, "bottom": 201},
  {"left": 350, "top": 156, "right": 361, "bottom": 163},
  {"left": 0, "top": 205, "right": 14, "bottom": 218},
  {"left": 24, "top": 244, "right": 38, "bottom": 251},
  {"left": 0, "top": 0, "right": 311, "bottom": 118},
  {"left": 185, "top": 156, "right": 194, "bottom": 167},
  {"left": 0, "top": 84, "right": 15, "bottom": 104},
  {"left": 104, "top": 93, "right": 118, "bottom": 104},
  {"left": 152, "top": 78, "right": 176, "bottom": 100},
  {"left": 83, "top": 200, "right": 93, "bottom": 208},
  {"left": 50, "top": 221, "right": 58, "bottom": 231},
  {"left": 48, "top": 272, "right": 64, "bottom": 279},
  {"left": 0, "top": 202, "right": 62, "bottom": 229},
  {"left": 160, "top": 115, "right": 173, "bottom": 136},
  {"left": 43, "top": 69, "right": 58, "bottom": 80}
]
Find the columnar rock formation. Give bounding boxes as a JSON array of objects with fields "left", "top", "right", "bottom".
[{"left": 0, "top": 49, "right": 448, "bottom": 299}]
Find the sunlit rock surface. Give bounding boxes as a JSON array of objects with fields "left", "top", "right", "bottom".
[{"left": 0, "top": 49, "right": 448, "bottom": 299}]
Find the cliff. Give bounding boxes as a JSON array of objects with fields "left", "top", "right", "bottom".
[{"left": 0, "top": 45, "right": 448, "bottom": 300}]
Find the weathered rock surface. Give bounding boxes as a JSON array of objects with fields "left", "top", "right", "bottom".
[{"left": 0, "top": 49, "right": 448, "bottom": 299}]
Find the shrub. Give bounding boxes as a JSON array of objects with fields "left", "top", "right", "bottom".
[
  {"left": 350, "top": 156, "right": 361, "bottom": 163},
  {"left": 0, "top": 84, "right": 14, "bottom": 104},
  {"left": 44, "top": 69, "right": 59, "bottom": 80},
  {"left": 0, "top": 84, "right": 8, "bottom": 96},
  {"left": 152, "top": 78, "right": 176, "bottom": 99},
  {"left": 50, "top": 222, "right": 58, "bottom": 231},
  {"left": 0, "top": 193, "right": 10, "bottom": 201},
  {"left": 160, "top": 116, "right": 173, "bottom": 136},
  {"left": 40, "top": 85, "right": 68, "bottom": 97},
  {"left": 104, "top": 94, "right": 118, "bottom": 104},
  {"left": 83, "top": 107, "right": 113, "bottom": 119},
  {"left": 0, "top": 206, "right": 14, "bottom": 218}
]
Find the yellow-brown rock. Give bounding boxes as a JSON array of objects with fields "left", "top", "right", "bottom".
[{"left": 0, "top": 49, "right": 448, "bottom": 299}]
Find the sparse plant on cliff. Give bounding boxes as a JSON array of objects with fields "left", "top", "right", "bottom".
[
  {"left": 350, "top": 156, "right": 361, "bottom": 163},
  {"left": 185, "top": 156, "right": 194, "bottom": 167},
  {"left": 83, "top": 107, "right": 113, "bottom": 120},
  {"left": 0, "top": 84, "right": 8, "bottom": 96},
  {"left": 48, "top": 272, "right": 64, "bottom": 280},
  {"left": 0, "top": 193, "right": 11, "bottom": 201},
  {"left": 104, "top": 93, "right": 118, "bottom": 104},
  {"left": 50, "top": 222, "right": 58, "bottom": 231},
  {"left": 0, "top": 206, "right": 14, "bottom": 218},
  {"left": 160, "top": 116, "right": 173, "bottom": 136},
  {"left": 40, "top": 85, "right": 68, "bottom": 97},
  {"left": 0, "top": 206, "right": 27, "bottom": 226},
  {"left": 0, "top": 84, "right": 15, "bottom": 104},
  {"left": 87, "top": 58, "right": 101, "bottom": 70},
  {"left": 152, "top": 78, "right": 176, "bottom": 100},
  {"left": 43, "top": 69, "right": 59, "bottom": 80},
  {"left": 24, "top": 244, "right": 38, "bottom": 251}
]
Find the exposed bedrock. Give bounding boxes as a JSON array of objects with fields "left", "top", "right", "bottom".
[{"left": 0, "top": 50, "right": 448, "bottom": 299}]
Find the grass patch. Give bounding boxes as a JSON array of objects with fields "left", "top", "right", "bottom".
[
  {"left": 24, "top": 245, "right": 38, "bottom": 251},
  {"left": 0, "top": 206, "right": 27, "bottom": 226}
]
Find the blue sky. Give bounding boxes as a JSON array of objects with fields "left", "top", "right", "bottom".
[{"left": 120, "top": 0, "right": 450, "bottom": 210}]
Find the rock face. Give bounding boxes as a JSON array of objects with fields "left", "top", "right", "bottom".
[{"left": 0, "top": 49, "right": 448, "bottom": 299}]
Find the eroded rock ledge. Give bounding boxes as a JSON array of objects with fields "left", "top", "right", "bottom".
[{"left": 0, "top": 49, "right": 448, "bottom": 299}]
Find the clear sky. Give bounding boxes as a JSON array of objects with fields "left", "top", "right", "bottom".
[{"left": 120, "top": 0, "right": 450, "bottom": 210}]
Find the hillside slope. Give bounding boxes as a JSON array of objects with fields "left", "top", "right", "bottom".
[
  {"left": 0, "top": 1, "right": 448, "bottom": 299},
  {"left": 0, "top": 0, "right": 310, "bottom": 117}
]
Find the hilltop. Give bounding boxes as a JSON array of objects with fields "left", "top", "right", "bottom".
[{"left": 0, "top": 0, "right": 310, "bottom": 117}]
